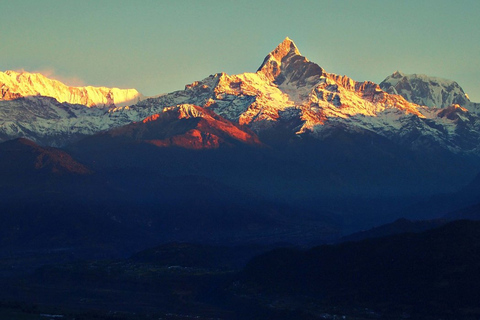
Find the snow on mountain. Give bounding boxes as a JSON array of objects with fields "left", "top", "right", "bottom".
[
  {"left": 0, "top": 70, "right": 143, "bottom": 107},
  {"left": 117, "top": 37, "right": 480, "bottom": 154},
  {"left": 0, "top": 96, "right": 143, "bottom": 146},
  {"left": 128, "top": 38, "right": 424, "bottom": 131},
  {"left": 380, "top": 71, "right": 480, "bottom": 112},
  {"left": 1, "top": 38, "right": 480, "bottom": 155}
]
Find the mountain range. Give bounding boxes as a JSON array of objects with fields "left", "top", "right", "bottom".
[
  {"left": 1, "top": 37, "right": 480, "bottom": 253},
  {"left": 1, "top": 37, "right": 480, "bottom": 156},
  {"left": 2, "top": 38, "right": 480, "bottom": 319}
]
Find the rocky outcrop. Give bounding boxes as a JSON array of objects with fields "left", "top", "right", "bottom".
[{"left": 110, "top": 104, "right": 262, "bottom": 150}]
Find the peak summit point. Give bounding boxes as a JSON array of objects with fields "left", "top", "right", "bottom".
[
  {"left": 257, "top": 37, "right": 302, "bottom": 75},
  {"left": 274, "top": 37, "right": 300, "bottom": 57}
]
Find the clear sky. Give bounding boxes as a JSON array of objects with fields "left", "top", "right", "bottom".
[{"left": 1, "top": 0, "right": 479, "bottom": 101}]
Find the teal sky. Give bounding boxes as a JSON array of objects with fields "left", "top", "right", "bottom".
[{"left": 1, "top": 0, "right": 479, "bottom": 101}]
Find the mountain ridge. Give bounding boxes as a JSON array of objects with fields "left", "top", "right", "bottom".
[
  {"left": 380, "top": 70, "right": 480, "bottom": 112},
  {"left": 124, "top": 38, "right": 480, "bottom": 155},
  {"left": 0, "top": 70, "right": 143, "bottom": 107},
  {"left": 1, "top": 38, "right": 480, "bottom": 157},
  {"left": 107, "top": 103, "right": 262, "bottom": 149},
  {"left": 0, "top": 137, "right": 92, "bottom": 176}
]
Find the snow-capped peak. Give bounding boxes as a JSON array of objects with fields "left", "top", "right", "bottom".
[
  {"left": 379, "top": 72, "right": 472, "bottom": 109},
  {"left": 130, "top": 38, "right": 425, "bottom": 135},
  {"left": 0, "top": 70, "right": 143, "bottom": 108},
  {"left": 257, "top": 37, "right": 325, "bottom": 87},
  {"left": 391, "top": 70, "right": 405, "bottom": 79},
  {"left": 260, "top": 37, "right": 301, "bottom": 64}
]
